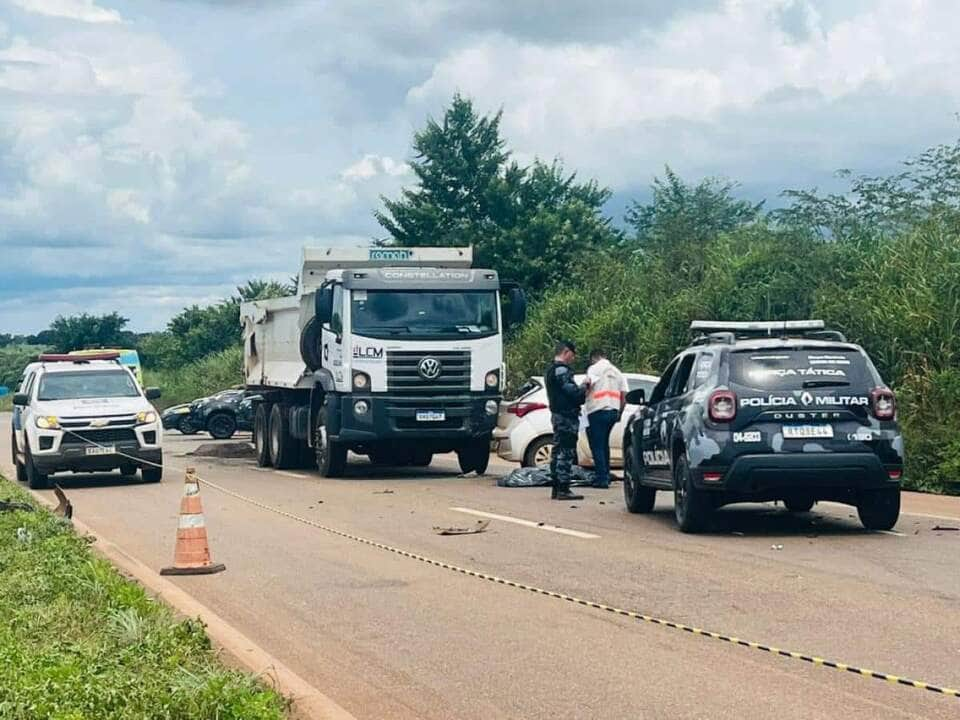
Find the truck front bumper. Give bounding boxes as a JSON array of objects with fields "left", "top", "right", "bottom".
[{"left": 330, "top": 393, "right": 499, "bottom": 443}]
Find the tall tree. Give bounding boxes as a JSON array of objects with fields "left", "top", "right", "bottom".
[
  {"left": 377, "top": 94, "right": 620, "bottom": 296},
  {"left": 46, "top": 313, "right": 133, "bottom": 353}
]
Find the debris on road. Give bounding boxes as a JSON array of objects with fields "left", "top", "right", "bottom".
[
  {"left": 433, "top": 519, "right": 490, "bottom": 536},
  {"left": 498, "top": 466, "right": 596, "bottom": 488},
  {"left": 0, "top": 499, "right": 34, "bottom": 513},
  {"left": 53, "top": 485, "right": 73, "bottom": 519},
  {"left": 373, "top": 489, "right": 395, "bottom": 494},
  {"left": 771, "top": 544, "right": 784, "bottom": 551},
  {"left": 932, "top": 525, "right": 959, "bottom": 532},
  {"left": 188, "top": 442, "right": 256, "bottom": 459},
  {"left": 16, "top": 527, "right": 33, "bottom": 544}
]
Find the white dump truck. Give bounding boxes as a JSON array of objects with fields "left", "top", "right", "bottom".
[{"left": 241, "top": 247, "right": 526, "bottom": 476}]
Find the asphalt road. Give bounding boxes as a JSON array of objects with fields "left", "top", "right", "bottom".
[{"left": 3, "top": 415, "right": 960, "bottom": 719}]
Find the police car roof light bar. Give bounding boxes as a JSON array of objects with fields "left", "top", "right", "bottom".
[
  {"left": 689, "top": 320, "right": 825, "bottom": 337},
  {"left": 38, "top": 352, "right": 121, "bottom": 363}
]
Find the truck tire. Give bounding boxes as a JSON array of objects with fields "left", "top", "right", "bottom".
[
  {"left": 673, "top": 454, "right": 710, "bottom": 533},
  {"left": 623, "top": 442, "right": 656, "bottom": 513},
  {"left": 299, "top": 317, "right": 323, "bottom": 371},
  {"left": 269, "top": 403, "right": 299, "bottom": 470},
  {"left": 457, "top": 437, "right": 490, "bottom": 475},
  {"left": 314, "top": 408, "right": 346, "bottom": 478},
  {"left": 207, "top": 412, "right": 237, "bottom": 440},
  {"left": 254, "top": 403, "right": 272, "bottom": 467},
  {"left": 857, "top": 488, "right": 900, "bottom": 531},
  {"left": 25, "top": 448, "right": 49, "bottom": 490}
]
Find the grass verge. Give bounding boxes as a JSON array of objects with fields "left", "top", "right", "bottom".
[{"left": 0, "top": 475, "right": 287, "bottom": 720}]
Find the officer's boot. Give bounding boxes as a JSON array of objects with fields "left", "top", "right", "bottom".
[{"left": 552, "top": 483, "right": 584, "bottom": 501}]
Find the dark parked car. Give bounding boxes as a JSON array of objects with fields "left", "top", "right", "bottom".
[
  {"left": 190, "top": 389, "right": 257, "bottom": 440},
  {"left": 621, "top": 320, "right": 903, "bottom": 533},
  {"left": 161, "top": 403, "right": 201, "bottom": 434}
]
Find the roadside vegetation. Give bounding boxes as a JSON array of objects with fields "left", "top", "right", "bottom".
[
  {"left": 3, "top": 94, "right": 959, "bottom": 493},
  {"left": 0, "top": 475, "right": 286, "bottom": 720}
]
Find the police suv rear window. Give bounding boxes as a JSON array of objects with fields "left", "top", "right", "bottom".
[{"left": 729, "top": 349, "right": 874, "bottom": 390}]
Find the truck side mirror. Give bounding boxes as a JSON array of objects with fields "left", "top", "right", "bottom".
[
  {"left": 625, "top": 389, "right": 645, "bottom": 406},
  {"left": 145, "top": 387, "right": 162, "bottom": 401},
  {"left": 12, "top": 393, "right": 29, "bottom": 406},
  {"left": 506, "top": 287, "right": 527, "bottom": 328},
  {"left": 315, "top": 285, "right": 333, "bottom": 324}
]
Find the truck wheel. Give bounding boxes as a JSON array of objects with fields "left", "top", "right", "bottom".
[
  {"left": 269, "top": 403, "right": 298, "bottom": 470},
  {"left": 623, "top": 443, "right": 656, "bottom": 514},
  {"left": 784, "top": 496, "right": 816, "bottom": 513},
  {"left": 25, "top": 449, "right": 49, "bottom": 490},
  {"left": 142, "top": 463, "right": 163, "bottom": 483},
  {"left": 673, "top": 454, "right": 710, "bottom": 533},
  {"left": 523, "top": 436, "right": 554, "bottom": 468},
  {"left": 315, "top": 414, "right": 346, "bottom": 478},
  {"left": 857, "top": 488, "right": 900, "bottom": 531},
  {"left": 254, "top": 404, "right": 272, "bottom": 467},
  {"left": 457, "top": 437, "right": 490, "bottom": 474}
]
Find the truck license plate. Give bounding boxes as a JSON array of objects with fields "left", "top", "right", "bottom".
[
  {"left": 416, "top": 410, "right": 445, "bottom": 422},
  {"left": 85, "top": 446, "right": 116, "bottom": 456},
  {"left": 782, "top": 425, "right": 833, "bottom": 439}
]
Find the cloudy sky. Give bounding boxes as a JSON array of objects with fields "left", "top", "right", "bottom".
[{"left": 2, "top": 0, "right": 959, "bottom": 334}]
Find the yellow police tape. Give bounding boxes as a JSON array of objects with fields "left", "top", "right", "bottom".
[
  {"left": 44, "top": 428, "right": 960, "bottom": 701},
  {"left": 195, "top": 475, "right": 960, "bottom": 701}
]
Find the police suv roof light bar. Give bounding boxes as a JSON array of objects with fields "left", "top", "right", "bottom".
[{"left": 689, "top": 320, "right": 825, "bottom": 337}]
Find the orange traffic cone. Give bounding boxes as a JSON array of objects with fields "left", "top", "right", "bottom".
[{"left": 160, "top": 467, "right": 226, "bottom": 576}]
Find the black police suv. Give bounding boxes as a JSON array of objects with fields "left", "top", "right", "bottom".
[{"left": 622, "top": 321, "right": 903, "bottom": 533}]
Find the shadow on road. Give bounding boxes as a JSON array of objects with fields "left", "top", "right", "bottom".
[
  {"left": 638, "top": 503, "right": 872, "bottom": 538},
  {"left": 30, "top": 472, "right": 155, "bottom": 490}
]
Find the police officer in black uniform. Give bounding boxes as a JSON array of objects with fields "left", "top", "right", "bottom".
[{"left": 544, "top": 340, "right": 590, "bottom": 501}]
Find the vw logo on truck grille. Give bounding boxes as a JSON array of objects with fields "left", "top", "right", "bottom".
[{"left": 418, "top": 357, "right": 443, "bottom": 380}]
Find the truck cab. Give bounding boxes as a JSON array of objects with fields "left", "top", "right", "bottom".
[{"left": 241, "top": 247, "right": 525, "bottom": 477}]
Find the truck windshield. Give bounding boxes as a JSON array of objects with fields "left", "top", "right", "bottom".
[
  {"left": 38, "top": 371, "right": 141, "bottom": 401},
  {"left": 352, "top": 291, "right": 498, "bottom": 337}
]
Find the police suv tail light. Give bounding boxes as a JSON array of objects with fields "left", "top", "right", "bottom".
[
  {"left": 508, "top": 402, "right": 547, "bottom": 418},
  {"left": 708, "top": 390, "right": 737, "bottom": 422},
  {"left": 871, "top": 387, "right": 896, "bottom": 420}
]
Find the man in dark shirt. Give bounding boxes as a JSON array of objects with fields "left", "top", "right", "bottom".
[{"left": 544, "top": 340, "right": 590, "bottom": 501}]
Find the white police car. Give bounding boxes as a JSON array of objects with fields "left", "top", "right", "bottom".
[{"left": 10, "top": 353, "right": 164, "bottom": 489}]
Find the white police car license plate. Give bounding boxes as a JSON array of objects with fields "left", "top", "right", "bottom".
[
  {"left": 783, "top": 425, "right": 833, "bottom": 439},
  {"left": 416, "top": 410, "right": 445, "bottom": 422},
  {"left": 85, "top": 446, "right": 116, "bottom": 456}
]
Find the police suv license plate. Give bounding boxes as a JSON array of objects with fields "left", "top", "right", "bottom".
[
  {"left": 782, "top": 425, "right": 834, "bottom": 439},
  {"left": 85, "top": 445, "right": 115, "bottom": 456},
  {"left": 416, "top": 410, "right": 445, "bottom": 422}
]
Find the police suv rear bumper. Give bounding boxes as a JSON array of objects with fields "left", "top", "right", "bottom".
[{"left": 695, "top": 453, "right": 901, "bottom": 499}]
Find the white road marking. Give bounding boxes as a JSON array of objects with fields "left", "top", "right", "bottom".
[
  {"left": 449, "top": 507, "right": 600, "bottom": 539},
  {"left": 277, "top": 471, "right": 309, "bottom": 479},
  {"left": 820, "top": 501, "right": 960, "bottom": 523}
]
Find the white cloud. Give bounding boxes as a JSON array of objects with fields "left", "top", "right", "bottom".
[
  {"left": 341, "top": 154, "right": 411, "bottom": 181},
  {"left": 10, "top": 0, "right": 122, "bottom": 24}
]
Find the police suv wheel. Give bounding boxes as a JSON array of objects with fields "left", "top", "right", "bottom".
[
  {"left": 254, "top": 404, "right": 272, "bottom": 467},
  {"left": 857, "top": 488, "right": 900, "bottom": 531},
  {"left": 25, "top": 448, "right": 49, "bottom": 491},
  {"left": 142, "top": 463, "right": 163, "bottom": 483},
  {"left": 784, "top": 496, "right": 816, "bottom": 513},
  {"left": 178, "top": 416, "right": 200, "bottom": 435},
  {"left": 524, "top": 436, "right": 554, "bottom": 468},
  {"left": 623, "top": 444, "right": 656, "bottom": 514},
  {"left": 673, "top": 454, "right": 710, "bottom": 533}
]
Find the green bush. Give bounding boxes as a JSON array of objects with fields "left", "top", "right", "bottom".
[
  {"left": 0, "top": 477, "right": 286, "bottom": 720},
  {"left": 143, "top": 346, "right": 243, "bottom": 409}
]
